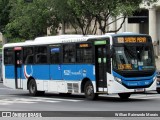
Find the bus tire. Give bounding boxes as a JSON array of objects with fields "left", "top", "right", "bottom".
[
  {"left": 84, "top": 81, "right": 98, "bottom": 100},
  {"left": 118, "top": 93, "right": 131, "bottom": 99},
  {"left": 28, "top": 79, "right": 38, "bottom": 96}
]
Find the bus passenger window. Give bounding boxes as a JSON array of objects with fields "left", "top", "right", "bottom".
[
  {"left": 23, "top": 47, "right": 34, "bottom": 64},
  {"left": 35, "top": 46, "right": 47, "bottom": 64},
  {"left": 4, "top": 48, "right": 13, "bottom": 65},
  {"left": 63, "top": 44, "right": 75, "bottom": 63},
  {"left": 76, "top": 43, "right": 92, "bottom": 63},
  {"left": 25, "top": 55, "right": 34, "bottom": 64},
  {"left": 50, "top": 47, "right": 60, "bottom": 64}
]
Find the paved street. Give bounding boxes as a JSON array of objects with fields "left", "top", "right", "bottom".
[
  {"left": 156, "top": 58, "right": 160, "bottom": 70},
  {"left": 1, "top": 82, "right": 160, "bottom": 120}
]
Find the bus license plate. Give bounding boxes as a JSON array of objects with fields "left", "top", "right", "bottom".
[{"left": 135, "top": 88, "right": 144, "bottom": 92}]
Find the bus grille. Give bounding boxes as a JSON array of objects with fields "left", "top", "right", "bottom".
[{"left": 67, "top": 83, "right": 79, "bottom": 93}]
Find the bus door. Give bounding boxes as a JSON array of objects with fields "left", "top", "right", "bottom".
[
  {"left": 14, "top": 47, "right": 23, "bottom": 89},
  {"left": 95, "top": 42, "right": 108, "bottom": 92},
  {"left": 50, "top": 45, "right": 62, "bottom": 80}
]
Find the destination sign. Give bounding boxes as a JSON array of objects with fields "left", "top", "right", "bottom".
[
  {"left": 79, "top": 44, "right": 89, "bottom": 48},
  {"left": 118, "top": 64, "right": 132, "bottom": 70},
  {"left": 116, "top": 37, "right": 147, "bottom": 43},
  {"left": 94, "top": 40, "right": 106, "bottom": 45}
]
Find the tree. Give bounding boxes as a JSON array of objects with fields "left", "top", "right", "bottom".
[
  {"left": 2, "top": 0, "right": 158, "bottom": 42},
  {"left": 5, "top": 0, "right": 59, "bottom": 41},
  {"left": 67, "top": 0, "right": 158, "bottom": 35},
  {"left": 24, "top": 0, "right": 33, "bottom": 2},
  {"left": 0, "top": 0, "right": 10, "bottom": 33},
  {"left": 51, "top": 0, "right": 81, "bottom": 34}
]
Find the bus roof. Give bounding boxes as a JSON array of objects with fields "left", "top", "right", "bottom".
[
  {"left": 3, "top": 32, "right": 150, "bottom": 48},
  {"left": 3, "top": 34, "right": 111, "bottom": 48}
]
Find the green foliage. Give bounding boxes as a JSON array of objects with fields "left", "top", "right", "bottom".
[
  {"left": 5, "top": 0, "right": 59, "bottom": 42},
  {"left": 24, "top": 0, "right": 33, "bottom": 3},
  {"left": 67, "top": 0, "right": 158, "bottom": 34},
  {"left": 0, "top": 0, "right": 158, "bottom": 42},
  {"left": 0, "top": 0, "right": 10, "bottom": 33},
  {"left": 8, "top": 37, "right": 25, "bottom": 43}
]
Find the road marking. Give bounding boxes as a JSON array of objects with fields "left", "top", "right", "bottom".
[
  {"left": 31, "top": 97, "right": 83, "bottom": 102},
  {"left": 0, "top": 88, "right": 12, "bottom": 90},
  {"left": 0, "top": 95, "right": 84, "bottom": 105},
  {"left": 0, "top": 93, "right": 160, "bottom": 106},
  {"left": 0, "top": 99, "right": 37, "bottom": 105},
  {"left": 0, "top": 88, "right": 24, "bottom": 91},
  {"left": 131, "top": 95, "right": 160, "bottom": 99},
  {"left": 100, "top": 94, "right": 160, "bottom": 100},
  {"left": 131, "top": 94, "right": 157, "bottom": 98},
  {"left": 0, "top": 94, "right": 84, "bottom": 101}
]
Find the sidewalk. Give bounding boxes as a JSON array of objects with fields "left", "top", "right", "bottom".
[{"left": 156, "top": 57, "right": 160, "bottom": 70}]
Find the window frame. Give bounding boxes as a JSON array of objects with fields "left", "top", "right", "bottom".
[
  {"left": 49, "top": 44, "right": 62, "bottom": 64},
  {"left": 23, "top": 46, "right": 34, "bottom": 65},
  {"left": 34, "top": 45, "right": 48, "bottom": 64},
  {"left": 4, "top": 48, "right": 14, "bottom": 65},
  {"left": 62, "top": 43, "right": 76, "bottom": 64},
  {"left": 76, "top": 42, "right": 93, "bottom": 64}
]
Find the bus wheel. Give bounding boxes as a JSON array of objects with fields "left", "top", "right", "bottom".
[
  {"left": 29, "top": 79, "right": 38, "bottom": 96},
  {"left": 84, "top": 81, "right": 98, "bottom": 100},
  {"left": 118, "top": 93, "right": 131, "bottom": 99}
]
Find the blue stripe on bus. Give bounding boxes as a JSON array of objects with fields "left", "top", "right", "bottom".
[
  {"left": 5, "top": 64, "right": 95, "bottom": 81},
  {"left": 28, "top": 65, "right": 50, "bottom": 80},
  {"left": 5, "top": 65, "right": 15, "bottom": 79},
  {"left": 112, "top": 71, "right": 156, "bottom": 80},
  {"left": 61, "top": 64, "right": 95, "bottom": 81},
  {"left": 112, "top": 70, "right": 156, "bottom": 87}
]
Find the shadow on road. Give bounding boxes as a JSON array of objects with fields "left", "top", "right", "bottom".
[
  {"left": 8, "top": 92, "right": 157, "bottom": 103},
  {"left": 1, "top": 82, "right": 158, "bottom": 102}
]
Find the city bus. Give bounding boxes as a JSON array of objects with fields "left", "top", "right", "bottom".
[{"left": 2, "top": 33, "right": 157, "bottom": 100}]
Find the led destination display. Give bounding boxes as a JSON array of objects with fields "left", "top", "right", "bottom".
[{"left": 116, "top": 37, "right": 147, "bottom": 43}]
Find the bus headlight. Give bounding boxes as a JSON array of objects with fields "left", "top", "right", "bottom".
[{"left": 115, "top": 77, "right": 122, "bottom": 83}]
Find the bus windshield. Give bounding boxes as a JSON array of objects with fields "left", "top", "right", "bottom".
[{"left": 113, "top": 45, "right": 155, "bottom": 71}]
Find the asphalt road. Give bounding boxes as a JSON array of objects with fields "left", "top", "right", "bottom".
[{"left": 0, "top": 82, "right": 160, "bottom": 120}]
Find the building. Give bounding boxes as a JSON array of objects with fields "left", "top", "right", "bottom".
[
  {"left": 54, "top": 1, "right": 160, "bottom": 56},
  {"left": 113, "top": 0, "right": 160, "bottom": 56}
]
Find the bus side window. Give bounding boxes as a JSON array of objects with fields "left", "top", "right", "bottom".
[
  {"left": 4, "top": 48, "right": 14, "bottom": 65},
  {"left": 37, "top": 54, "right": 47, "bottom": 63},
  {"left": 25, "top": 55, "right": 34, "bottom": 64},
  {"left": 35, "top": 46, "right": 47, "bottom": 64},
  {"left": 50, "top": 47, "right": 60, "bottom": 64},
  {"left": 23, "top": 47, "right": 34, "bottom": 64},
  {"left": 63, "top": 44, "right": 75, "bottom": 63},
  {"left": 76, "top": 43, "right": 92, "bottom": 63}
]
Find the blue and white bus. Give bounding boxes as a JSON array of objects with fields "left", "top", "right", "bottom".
[{"left": 2, "top": 33, "right": 157, "bottom": 100}]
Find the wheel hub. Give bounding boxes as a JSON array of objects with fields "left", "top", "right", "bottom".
[{"left": 87, "top": 86, "right": 93, "bottom": 96}]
